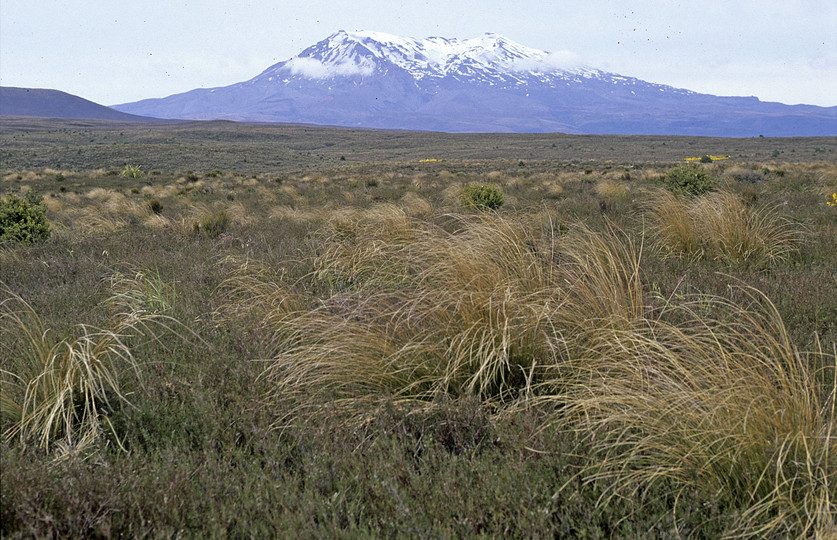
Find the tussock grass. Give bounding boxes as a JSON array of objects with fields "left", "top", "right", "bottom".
[
  {"left": 41, "top": 196, "right": 64, "bottom": 214},
  {"left": 225, "top": 210, "right": 565, "bottom": 419},
  {"left": 645, "top": 189, "right": 700, "bottom": 256},
  {"left": 72, "top": 210, "right": 131, "bottom": 235},
  {"left": 250, "top": 213, "right": 648, "bottom": 420},
  {"left": 399, "top": 192, "right": 433, "bottom": 217},
  {"left": 646, "top": 189, "right": 803, "bottom": 265},
  {"left": 694, "top": 191, "right": 802, "bottom": 264},
  {"left": 2, "top": 122, "right": 834, "bottom": 536},
  {"left": 227, "top": 207, "right": 832, "bottom": 535},
  {"left": 109, "top": 267, "right": 177, "bottom": 314},
  {"left": 185, "top": 203, "right": 232, "bottom": 238},
  {"left": 555, "top": 223, "right": 645, "bottom": 341},
  {"left": 0, "top": 284, "right": 164, "bottom": 456},
  {"left": 594, "top": 178, "right": 630, "bottom": 200},
  {"left": 550, "top": 288, "right": 835, "bottom": 538}
]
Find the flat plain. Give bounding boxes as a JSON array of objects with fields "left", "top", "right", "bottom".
[{"left": 2, "top": 117, "right": 836, "bottom": 538}]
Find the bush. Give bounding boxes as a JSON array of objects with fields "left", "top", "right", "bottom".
[
  {"left": 121, "top": 165, "right": 143, "bottom": 178},
  {"left": 461, "top": 184, "right": 504, "bottom": 210},
  {"left": 0, "top": 192, "right": 51, "bottom": 245},
  {"left": 193, "top": 210, "right": 230, "bottom": 238},
  {"left": 145, "top": 198, "right": 163, "bottom": 215},
  {"left": 664, "top": 163, "right": 717, "bottom": 195}
]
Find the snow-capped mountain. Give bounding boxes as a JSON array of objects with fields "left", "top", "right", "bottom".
[
  {"left": 114, "top": 30, "right": 836, "bottom": 136},
  {"left": 274, "top": 31, "right": 603, "bottom": 84}
]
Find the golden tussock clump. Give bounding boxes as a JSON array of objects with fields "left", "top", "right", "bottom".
[
  {"left": 645, "top": 188, "right": 803, "bottom": 265},
  {"left": 594, "top": 178, "right": 630, "bottom": 200},
  {"left": 0, "top": 282, "right": 175, "bottom": 457},
  {"left": 41, "top": 196, "right": 64, "bottom": 214},
  {"left": 399, "top": 192, "right": 433, "bottom": 217}
]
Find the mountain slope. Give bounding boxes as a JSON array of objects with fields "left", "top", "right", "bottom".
[
  {"left": 0, "top": 87, "right": 161, "bottom": 122},
  {"left": 114, "top": 31, "right": 837, "bottom": 136}
]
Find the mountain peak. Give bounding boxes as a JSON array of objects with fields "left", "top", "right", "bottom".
[
  {"left": 271, "top": 30, "right": 591, "bottom": 82},
  {"left": 112, "top": 30, "right": 837, "bottom": 136}
]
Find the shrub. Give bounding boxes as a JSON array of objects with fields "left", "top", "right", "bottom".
[
  {"left": 121, "top": 165, "right": 143, "bottom": 178},
  {"left": 0, "top": 192, "right": 51, "bottom": 245},
  {"left": 145, "top": 198, "right": 163, "bottom": 215},
  {"left": 664, "top": 163, "right": 717, "bottom": 196},
  {"left": 461, "top": 184, "right": 504, "bottom": 210},
  {"left": 193, "top": 210, "right": 230, "bottom": 238},
  {"left": 699, "top": 154, "right": 713, "bottom": 163}
]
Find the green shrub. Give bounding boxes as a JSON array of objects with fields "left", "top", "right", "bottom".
[
  {"left": 0, "top": 192, "right": 51, "bottom": 245},
  {"left": 193, "top": 210, "right": 230, "bottom": 238},
  {"left": 461, "top": 184, "right": 504, "bottom": 210},
  {"left": 146, "top": 198, "right": 163, "bottom": 215},
  {"left": 664, "top": 163, "right": 717, "bottom": 196},
  {"left": 121, "top": 164, "right": 143, "bottom": 178},
  {"left": 699, "top": 154, "right": 713, "bottom": 163}
]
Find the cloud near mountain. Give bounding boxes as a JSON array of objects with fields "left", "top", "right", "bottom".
[
  {"left": 284, "top": 55, "right": 376, "bottom": 79},
  {"left": 112, "top": 30, "right": 836, "bottom": 136}
]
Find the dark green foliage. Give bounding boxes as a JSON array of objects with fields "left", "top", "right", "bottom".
[
  {"left": 0, "top": 192, "right": 50, "bottom": 245},
  {"left": 0, "top": 406, "right": 739, "bottom": 538},
  {"left": 664, "top": 163, "right": 718, "bottom": 195},
  {"left": 146, "top": 198, "right": 163, "bottom": 214},
  {"left": 699, "top": 154, "right": 713, "bottom": 163},
  {"left": 461, "top": 184, "right": 504, "bottom": 210},
  {"left": 193, "top": 210, "right": 229, "bottom": 238}
]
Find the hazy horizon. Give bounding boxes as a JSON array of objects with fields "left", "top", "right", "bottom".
[{"left": 1, "top": 0, "right": 835, "bottom": 108}]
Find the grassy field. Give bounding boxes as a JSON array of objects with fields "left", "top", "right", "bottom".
[{"left": 1, "top": 117, "right": 835, "bottom": 538}]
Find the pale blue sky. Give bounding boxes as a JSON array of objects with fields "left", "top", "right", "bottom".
[{"left": 1, "top": 0, "right": 835, "bottom": 107}]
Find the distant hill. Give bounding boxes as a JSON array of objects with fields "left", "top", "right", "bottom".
[
  {"left": 113, "top": 30, "right": 837, "bottom": 136},
  {"left": 0, "top": 87, "right": 162, "bottom": 122}
]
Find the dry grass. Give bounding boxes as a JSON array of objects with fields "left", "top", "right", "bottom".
[
  {"left": 222, "top": 205, "right": 833, "bottom": 536},
  {"left": 550, "top": 287, "right": 835, "bottom": 538},
  {"left": 695, "top": 191, "right": 803, "bottom": 264},
  {"left": 644, "top": 189, "right": 701, "bottom": 256},
  {"left": 645, "top": 189, "right": 803, "bottom": 265},
  {"left": 221, "top": 210, "right": 566, "bottom": 420},
  {"left": 594, "top": 178, "right": 630, "bottom": 200},
  {"left": 0, "top": 269, "right": 192, "bottom": 459},
  {"left": 1, "top": 286, "right": 147, "bottom": 455}
]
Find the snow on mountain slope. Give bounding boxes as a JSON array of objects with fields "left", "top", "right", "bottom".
[
  {"left": 113, "top": 30, "right": 837, "bottom": 135},
  {"left": 262, "top": 30, "right": 627, "bottom": 86}
]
